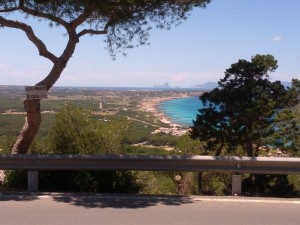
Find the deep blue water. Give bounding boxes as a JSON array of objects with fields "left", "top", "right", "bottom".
[{"left": 159, "top": 96, "right": 204, "bottom": 127}]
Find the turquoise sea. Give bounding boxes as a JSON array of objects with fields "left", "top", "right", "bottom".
[{"left": 159, "top": 96, "right": 204, "bottom": 127}]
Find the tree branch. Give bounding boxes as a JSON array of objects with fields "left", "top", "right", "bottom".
[
  {"left": 77, "top": 29, "right": 107, "bottom": 37},
  {"left": 77, "top": 14, "right": 116, "bottom": 38},
  {"left": 0, "top": 0, "right": 20, "bottom": 12},
  {"left": 18, "top": 1, "right": 69, "bottom": 28},
  {"left": 70, "top": 7, "right": 93, "bottom": 28},
  {"left": 0, "top": 7, "right": 19, "bottom": 13},
  {"left": 71, "top": 6, "right": 109, "bottom": 38},
  {"left": 0, "top": 16, "right": 58, "bottom": 63}
]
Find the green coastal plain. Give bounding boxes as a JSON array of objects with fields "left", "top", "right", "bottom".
[{"left": 0, "top": 85, "right": 200, "bottom": 153}]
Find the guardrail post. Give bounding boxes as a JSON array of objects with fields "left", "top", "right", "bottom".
[
  {"left": 27, "top": 171, "right": 38, "bottom": 192},
  {"left": 231, "top": 174, "right": 242, "bottom": 196}
]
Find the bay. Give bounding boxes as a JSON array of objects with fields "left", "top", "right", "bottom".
[{"left": 159, "top": 96, "right": 203, "bottom": 127}]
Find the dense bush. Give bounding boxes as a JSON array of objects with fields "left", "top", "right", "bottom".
[
  {"left": 124, "top": 120, "right": 155, "bottom": 144},
  {"left": 242, "top": 174, "right": 299, "bottom": 197},
  {"left": 4, "top": 104, "right": 142, "bottom": 193},
  {"left": 4, "top": 170, "right": 141, "bottom": 193},
  {"left": 48, "top": 104, "right": 128, "bottom": 154},
  {"left": 147, "top": 133, "right": 178, "bottom": 147}
]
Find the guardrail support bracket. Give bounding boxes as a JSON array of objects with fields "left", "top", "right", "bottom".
[
  {"left": 28, "top": 171, "right": 38, "bottom": 192},
  {"left": 232, "top": 174, "right": 242, "bottom": 196}
]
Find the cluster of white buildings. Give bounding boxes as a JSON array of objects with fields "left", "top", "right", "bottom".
[{"left": 151, "top": 125, "right": 188, "bottom": 136}]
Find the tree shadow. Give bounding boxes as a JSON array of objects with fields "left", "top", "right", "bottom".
[
  {"left": 51, "top": 193, "right": 195, "bottom": 209},
  {"left": 0, "top": 192, "right": 39, "bottom": 201},
  {"left": 0, "top": 192, "right": 195, "bottom": 208}
]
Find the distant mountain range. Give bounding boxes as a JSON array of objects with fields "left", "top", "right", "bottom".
[
  {"left": 193, "top": 81, "right": 292, "bottom": 90},
  {"left": 153, "top": 82, "right": 170, "bottom": 89},
  {"left": 193, "top": 82, "right": 218, "bottom": 90}
]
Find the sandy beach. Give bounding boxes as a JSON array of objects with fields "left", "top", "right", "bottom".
[
  {"left": 138, "top": 91, "right": 202, "bottom": 136},
  {"left": 139, "top": 94, "right": 187, "bottom": 125}
]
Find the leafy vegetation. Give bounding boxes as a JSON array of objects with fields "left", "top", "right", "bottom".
[
  {"left": 124, "top": 119, "right": 156, "bottom": 144},
  {"left": 48, "top": 104, "right": 129, "bottom": 154},
  {"left": 147, "top": 133, "right": 178, "bottom": 147},
  {"left": 190, "top": 55, "right": 300, "bottom": 197},
  {"left": 4, "top": 104, "right": 141, "bottom": 193},
  {"left": 1, "top": 85, "right": 300, "bottom": 196},
  {"left": 191, "top": 54, "right": 299, "bottom": 157}
]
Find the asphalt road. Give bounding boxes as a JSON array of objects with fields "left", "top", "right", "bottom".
[{"left": 0, "top": 193, "right": 300, "bottom": 225}]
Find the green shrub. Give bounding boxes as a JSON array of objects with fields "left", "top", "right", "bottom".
[
  {"left": 147, "top": 133, "right": 178, "bottom": 147},
  {"left": 242, "top": 174, "right": 298, "bottom": 197},
  {"left": 38, "top": 170, "right": 141, "bottom": 193},
  {"left": 3, "top": 170, "right": 27, "bottom": 191},
  {"left": 4, "top": 104, "right": 142, "bottom": 193},
  {"left": 4, "top": 170, "right": 141, "bottom": 193},
  {"left": 124, "top": 120, "right": 155, "bottom": 144}
]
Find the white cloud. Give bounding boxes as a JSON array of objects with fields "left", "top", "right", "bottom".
[
  {"left": 0, "top": 64, "right": 52, "bottom": 85},
  {"left": 271, "top": 36, "right": 283, "bottom": 41}
]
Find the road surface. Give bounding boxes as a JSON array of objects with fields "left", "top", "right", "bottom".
[{"left": 0, "top": 193, "right": 299, "bottom": 225}]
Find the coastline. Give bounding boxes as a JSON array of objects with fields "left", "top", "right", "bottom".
[
  {"left": 138, "top": 91, "right": 202, "bottom": 136},
  {"left": 139, "top": 94, "right": 187, "bottom": 126}
]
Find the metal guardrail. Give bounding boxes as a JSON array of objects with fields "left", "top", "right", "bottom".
[
  {"left": 1, "top": 154, "right": 300, "bottom": 174},
  {"left": 1, "top": 154, "right": 300, "bottom": 194}
]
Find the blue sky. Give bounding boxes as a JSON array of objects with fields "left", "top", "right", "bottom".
[{"left": 1, "top": 0, "right": 300, "bottom": 88}]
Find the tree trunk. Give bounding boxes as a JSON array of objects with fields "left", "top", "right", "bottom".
[
  {"left": 11, "top": 99, "right": 41, "bottom": 154},
  {"left": 215, "top": 141, "right": 224, "bottom": 156},
  {"left": 245, "top": 124, "right": 254, "bottom": 157},
  {"left": 11, "top": 61, "right": 70, "bottom": 154},
  {"left": 254, "top": 141, "right": 261, "bottom": 157},
  {"left": 246, "top": 135, "right": 254, "bottom": 157}
]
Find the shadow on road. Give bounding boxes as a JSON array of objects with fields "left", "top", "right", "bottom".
[
  {"left": 0, "top": 192, "right": 39, "bottom": 201},
  {"left": 0, "top": 192, "right": 195, "bottom": 208},
  {"left": 51, "top": 193, "right": 195, "bottom": 209}
]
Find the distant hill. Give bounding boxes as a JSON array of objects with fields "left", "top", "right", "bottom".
[
  {"left": 194, "top": 81, "right": 292, "bottom": 90},
  {"left": 193, "top": 82, "right": 218, "bottom": 90},
  {"left": 153, "top": 82, "right": 171, "bottom": 89}
]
